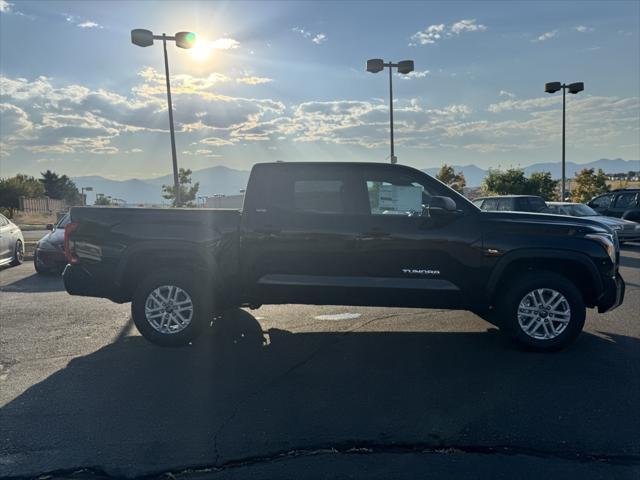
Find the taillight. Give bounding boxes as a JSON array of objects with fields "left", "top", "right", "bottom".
[{"left": 64, "top": 222, "right": 79, "bottom": 264}]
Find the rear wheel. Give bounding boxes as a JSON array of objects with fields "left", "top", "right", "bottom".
[
  {"left": 131, "top": 270, "right": 210, "bottom": 347},
  {"left": 496, "top": 271, "right": 585, "bottom": 351},
  {"left": 10, "top": 240, "right": 24, "bottom": 266}
]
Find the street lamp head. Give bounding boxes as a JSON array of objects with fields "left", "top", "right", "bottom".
[
  {"left": 366, "top": 58, "right": 384, "bottom": 73},
  {"left": 131, "top": 29, "right": 154, "bottom": 47},
  {"left": 175, "top": 31, "right": 197, "bottom": 49},
  {"left": 568, "top": 82, "right": 584, "bottom": 94},
  {"left": 397, "top": 60, "right": 414, "bottom": 74},
  {"left": 545, "top": 82, "right": 562, "bottom": 94}
]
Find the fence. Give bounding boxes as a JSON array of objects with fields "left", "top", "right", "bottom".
[{"left": 18, "top": 196, "right": 67, "bottom": 214}]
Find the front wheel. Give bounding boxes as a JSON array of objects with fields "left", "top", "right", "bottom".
[
  {"left": 496, "top": 271, "right": 585, "bottom": 351},
  {"left": 10, "top": 240, "right": 24, "bottom": 266},
  {"left": 131, "top": 270, "right": 210, "bottom": 347}
]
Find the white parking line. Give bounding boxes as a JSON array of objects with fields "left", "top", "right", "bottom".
[{"left": 314, "top": 313, "right": 362, "bottom": 321}]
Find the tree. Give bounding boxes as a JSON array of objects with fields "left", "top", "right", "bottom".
[
  {"left": 39, "top": 170, "right": 82, "bottom": 204},
  {"left": 162, "top": 168, "right": 200, "bottom": 207},
  {"left": 483, "top": 168, "right": 529, "bottom": 195},
  {"left": 571, "top": 168, "right": 610, "bottom": 203},
  {"left": 436, "top": 164, "right": 466, "bottom": 193},
  {"left": 0, "top": 174, "right": 45, "bottom": 218},
  {"left": 527, "top": 172, "right": 559, "bottom": 201},
  {"left": 94, "top": 195, "right": 113, "bottom": 206}
]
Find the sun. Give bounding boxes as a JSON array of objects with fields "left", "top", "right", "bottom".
[{"left": 188, "top": 39, "right": 212, "bottom": 62}]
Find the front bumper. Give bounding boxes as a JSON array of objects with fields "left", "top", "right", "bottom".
[
  {"left": 597, "top": 272, "right": 625, "bottom": 313},
  {"left": 35, "top": 247, "right": 67, "bottom": 270}
]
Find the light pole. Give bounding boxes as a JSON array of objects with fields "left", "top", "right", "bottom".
[
  {"left": 366, "top": 59, "right": 414, "bottom": 164},
  {"left": 544, "top": 81, "right": 584, "bottom": 201},
  {"left": 131, "top": 29, "right": 196, "bottom": 207},
  {"left": 80, "top": 186, "right": 93, "bottom": 205}
]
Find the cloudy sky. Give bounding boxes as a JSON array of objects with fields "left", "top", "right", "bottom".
[{"left": 1, "top": 0, "right": 638, "bottom": 180}]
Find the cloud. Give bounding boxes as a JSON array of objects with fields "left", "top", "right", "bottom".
[
  {"left": 410, "top": 19, "right": 486, "bottom": 46},
  {"left": 65, "top": 14, "right": 103, "bottom": 29},
  {"left": 236, "top": 76, "right": 273, "bottom": 85},
  {"left": 410, "top": 24, "right": 445, "bottom": 45},
  {"left": 400, "top": 70, "right": 430, "bottom": 80},
  {"left": 0, "top": 0, "right": 12, "bottom": 13},
  {"left": 534, "top": 30, "right": 557, "bottom": 42},
  {"left": 209, "top": 37, "right": 240, "bottom": 50},
  {"left": 450, "top": 19, "right": 487, "bottom": 35},
  {"left": 0, "top": 69, "right": 285, "bottom": 155},
  {"left": 575, "top": 25, "right": 594, "bottom": 33},
  {"left": 312, "top": 33, "right": 327, "bottom": 44},
  {"left": 292, "top": 27, "right": 327, "bottom": 45},
  {"left": 78, "top": 21, "right": 100, "bottom": 28},
  {"left": 499, "top": 90, "right": 516, "bottom": 98}
]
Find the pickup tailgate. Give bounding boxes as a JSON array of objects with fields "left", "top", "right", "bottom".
[{"left": 63, "top": 207, "right": 241, "bottom": 302}]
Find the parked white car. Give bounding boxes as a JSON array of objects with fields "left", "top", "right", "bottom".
[{"left": 0, "top": 214, "right": 25, "bottom": 268}]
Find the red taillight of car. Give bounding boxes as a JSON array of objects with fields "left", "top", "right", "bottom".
[{"left": 64, "top": 222, "right": 79, "bottom": 264}]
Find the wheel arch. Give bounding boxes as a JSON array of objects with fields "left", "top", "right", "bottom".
[
  {"left": 115, "top": 242, "right": 216, "bottom": 300},
  {"left": 487, "top": 249, "right": 604, "bottom": 308}
]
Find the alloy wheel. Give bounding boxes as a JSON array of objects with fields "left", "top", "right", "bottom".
[
  {"left": 144, "top": 285, "right": 194, "bottom": 335},
  {"left": 517, "top": 288, "right": 571, "bottom": 340}
]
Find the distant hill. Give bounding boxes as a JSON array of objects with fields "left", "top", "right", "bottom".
[
  {"left": 424, "top": 158, "right": 639, "bottom": 187},
  {"left": 74, "top": 159, "right": 639, "bottom": 204},
  {"left": 73, "top": 166, "right": 250, "bottom": 205}
]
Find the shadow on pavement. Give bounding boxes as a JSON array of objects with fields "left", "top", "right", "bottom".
[
  {"left": 1, "top": 309, "right": 639, "bottom": 477},
  {"left": 0, "top": 270, "right": 65, "bottom": 293}
]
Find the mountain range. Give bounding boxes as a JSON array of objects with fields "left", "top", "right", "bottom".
[{"left": 73, "top": 158, "right": 639, "bottom": 205}]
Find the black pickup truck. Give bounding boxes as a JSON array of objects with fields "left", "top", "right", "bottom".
[{"left": 63, "top": 162, "right": 625, "bottom": 351}]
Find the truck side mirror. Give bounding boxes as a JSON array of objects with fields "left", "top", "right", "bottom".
[
  {"left": 425, "top": 196, "right": 457, "bottom": 215},
  {"left": 46, "top": 224, "right": 54, "bottom": 230}
]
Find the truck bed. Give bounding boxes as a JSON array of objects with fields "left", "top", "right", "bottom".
[{"left": 65, "top": 207, "right": 241, "bottom": 302}]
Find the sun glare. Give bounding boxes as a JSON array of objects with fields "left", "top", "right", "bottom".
[{"left": 189, "top": 39, "right": 212, "bottom": 62}]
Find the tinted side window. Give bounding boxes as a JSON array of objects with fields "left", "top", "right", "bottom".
[
  {"left": 482, "top": 198, "right": 498, "bottom": 211},
  {"left": 613, "top": 193, "right": 636, "bottom": 209},
  {"left": 591, "top": 195, "right": 612, "bottom": 208},
  {"left": 527, "top": 197, "right": 548, "bottom": 212},
  {"left": 497, "top": 198, "right": 512, "bottom": 211},
  {"left": 472, "top": 199, "right": 484, "bottom": 208},
  {"left": 293, "top": 180, "right": 345, "bottom": 214}
]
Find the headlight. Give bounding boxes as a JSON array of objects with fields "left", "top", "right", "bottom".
[
  {"left": 585, "top": 233, "right": 616, "bottom": 263},
  {"left": 635, "top": 224, "right": 640, "bottom": 231}
]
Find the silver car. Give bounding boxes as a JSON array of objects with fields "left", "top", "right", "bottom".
[
  {"left": 547, "top": 202, "right": 640, "bottom": 244},
  {"left": 0, "top": 214, "right": 25, "bottom": 268}
]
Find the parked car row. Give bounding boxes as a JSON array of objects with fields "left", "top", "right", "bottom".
[{"left": 474, "top": 190, "right": 640, "bottom": 243}]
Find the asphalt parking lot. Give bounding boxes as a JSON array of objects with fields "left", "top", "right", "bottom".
[{"left": 1, "top": 247, "right": 639, "bottom": 479}]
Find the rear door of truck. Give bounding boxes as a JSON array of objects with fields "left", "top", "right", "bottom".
[{"left": 240, "top": 163, "right": 369, "bottom": 305}]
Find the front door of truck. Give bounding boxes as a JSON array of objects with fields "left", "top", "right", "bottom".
[
  {"left": 240, "top": 164, "right": 369, "bottom": 305},
  {"left": 351, "top": 165, "right": 484, "bottom": 309}
]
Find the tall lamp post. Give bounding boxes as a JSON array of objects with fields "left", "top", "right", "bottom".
[
  {"left": 131, "top": 29, "right": 196, "bottom": 207},
  {"left": 366, "top": 59, "right": 414, "bottom": 164},
  {"left": 544, "top": 81, "right": 584, "bottom": 201},
  {"left": 80, "top": 186, "right": 93, "bottom": 205}
]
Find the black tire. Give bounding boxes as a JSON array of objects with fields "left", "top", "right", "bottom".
[
  {"left": 131, "top": 269, "right": 210, "bottom": 347},
  {"left": 33, "top": 250, "right": 47, "bottom": 274},
  {"left": 10, "top": 240, "right": 24, "bottom": 266},
  {"left": 495, "top": 271, "right": 585, "bottom": 351}
]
